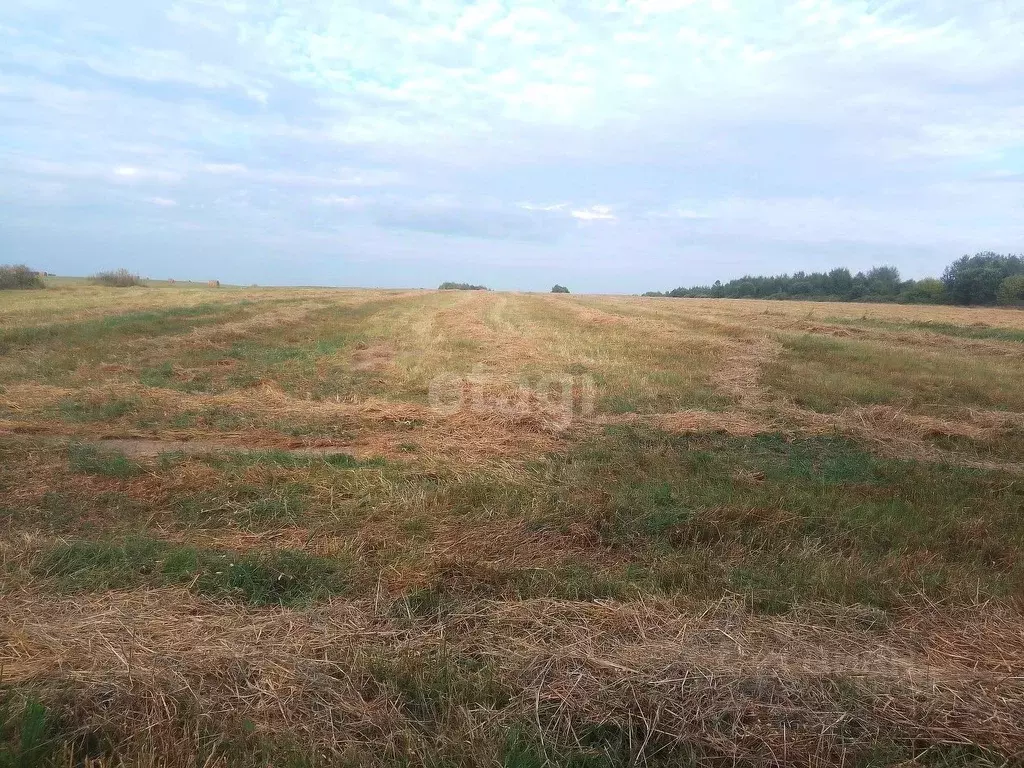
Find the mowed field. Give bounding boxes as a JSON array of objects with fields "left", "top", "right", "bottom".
[{"left": 2, "top": 282, "right": 1024, "bottom": 767}]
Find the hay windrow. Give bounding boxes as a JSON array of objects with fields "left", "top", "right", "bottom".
[{"left": 3, "top": 590, "right": 1023, "bottom": 763}]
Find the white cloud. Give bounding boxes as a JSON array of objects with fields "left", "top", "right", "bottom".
[
  {"left": 203, "top": 163, "right": 248, "bottom": 175},
  {"left": 314, "top": 195, "right": 360, "bottom": 206},
  {"left": 518, "top": 202, "right": 568, "bottom": 211},
  {"left": 1, "top": 0, "right": 1022, "bottom": 290},
  {"left": 146, "top": 196, "right": 178, "bottom": 207},
  {"left": 571, "top": 204, "right": 616, "bottom": 221}
]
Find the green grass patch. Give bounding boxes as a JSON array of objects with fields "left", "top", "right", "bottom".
[
  {"left": 57, "top": 397, "right": 139, "bottom": 422},
  {"left": 173, "top": 483, "right": 309, "bottom": 528},
  {"left": 67, "top": 444, "right": 141, "bottom": 478},
  {"left": 0, "top": 696, "right": 57, "bottom": 768},
  {"left": 206, "top": 449, "right": 385, "bottom": 470},
  {"left": 33, "top": 538, "right": 350, "bottom": 605},
  {"left": 531, "top": 426, "right": 1024, "bottom": 610},
  {"left": 0, "top": 303, "right": 243, "bottom": 351}
]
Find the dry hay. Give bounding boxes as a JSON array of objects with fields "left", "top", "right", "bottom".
[
  {"left": 826, "top": 405, "right": 1024, "bottom": 473},
  {"left": 551, "top": 298, "right": 632, "bottom": 327},
  {"left": 600, "top": 409, "right": 775, "bottom": 438},
  {"left": 711, "top": 336, "right": 782, "bottom": 408},
  {"left": 89, "top": 437, "right": 369, "bottom": 460},
  {"left": 432, "top": 292, "right": 546, "bottom": 372},
  {"left": 0, "top": 381, "right": 567, "bottom": 465},
  {"left": 3, "top": 590, "right": 1023, "bottom": 765},
  {"left": 789, "top": 318, "right": 1024, "bottom": 358},
  {"left": 137, "top": 302, "right": 332, "bottom": 356}
]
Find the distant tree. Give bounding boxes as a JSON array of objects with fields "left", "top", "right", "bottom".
[
  {"left": 551, "top": 284, "right": 570, "bottom": 293},
  {"left": 942, "top": 253, "right": 1024, "bottom": 305},
  {"left": 865, "top": 265, "right": 901, "bottom": 298},
  {"left": 901, "top": 278, "right": 946, "bottom": 304},
  {"left": 827, "top": 267, "right": 854, "bottom": 298},
  {"left": 997, "top": 275, "right": 1024, "bottom": 306},
  {"left": 733, "top": 280, "right": 756, "bottom": 297},
  {"left": 648, "top": 261, "right": 958, "bottom": 305},
  {"left": 438, "top": 282, "right": 488, "bottom": 291},
  {"left": 0, "top": 264, "right": 45, "bottom": 290}
]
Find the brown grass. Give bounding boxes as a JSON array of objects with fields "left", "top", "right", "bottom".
[{"left": 4, "top": 589, "right": 1023, "bottom": 765}]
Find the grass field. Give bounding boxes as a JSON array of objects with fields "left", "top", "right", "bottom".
[{"left": 2, "top": 281, "right": 1024, "bottom": 766}]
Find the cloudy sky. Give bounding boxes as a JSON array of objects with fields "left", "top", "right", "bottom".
[{"left": 1, "top": 0, "right": 1021, "bottom": 292}]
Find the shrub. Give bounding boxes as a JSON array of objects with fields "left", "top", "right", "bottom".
[
  {"left": 0, "top": 264, "right": 44, "bottom": 290},
  {"left": 997, "top": 274, "right": 1024, "bottom": 306},
  {"left": 92, "top": 268, "right": 144, "bottom": 288},
  {"left": 551, "top": 284, "right": 570, "bottom": 294},
  {"left": 439, "top": 282, "right": 488, "bottom": 291}
]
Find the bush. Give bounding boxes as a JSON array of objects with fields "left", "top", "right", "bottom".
[
  {"left": 551, "top": 284, "right": 570, "bottom": 294},
  {"left": 92, "top": 268, "right": 144, "bottom": 288},
  {"left": 0, "top": 264, "right": 44, "bottom": 290},
  {"left": 997, "top": 275, "right": 1024, "bottom": 306},
  {"left": 439, "top": 282, "right": 488, "bottom": 291}
]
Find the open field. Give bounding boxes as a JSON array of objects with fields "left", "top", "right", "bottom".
[{"left": 2, "top": 282, "right": 1024, "bottom": 766}]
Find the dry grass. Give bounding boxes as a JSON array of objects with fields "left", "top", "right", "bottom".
[
  {"left": 3, "top": 590, "right": 1023, "bottom": 765},
  {"left": 2, "top": 284, "right": 1024, "bottom": 765}
]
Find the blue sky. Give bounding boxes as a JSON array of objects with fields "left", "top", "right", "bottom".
[{"left": 1, "top": 0, "right": 1021, "bottom": 293}]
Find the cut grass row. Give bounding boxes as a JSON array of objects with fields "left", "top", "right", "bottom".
[{"left": 0, "top": 688, "right": 1006, "bottom": 768}]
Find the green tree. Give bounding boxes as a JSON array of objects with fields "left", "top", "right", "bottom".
[
  {"left": 551, "top": 284, "right": 570, "bottom": 293},
  {"left": 942, "top": 252, "right": 1024, "bottom": 305},
  {"left": 901, "top": 278, "right": 946, "bottom": 304},
  {"left": 865, "top": 265, "right": 901, "bottom": 297},
  {"left": 997, "top": 274, "right": 1024, "bottom": 306}
]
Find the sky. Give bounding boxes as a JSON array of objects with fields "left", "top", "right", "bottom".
[{"left": 1, "top": 0, "right": 1022, "bottom": 293}]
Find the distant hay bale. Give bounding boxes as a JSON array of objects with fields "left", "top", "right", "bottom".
[{"left": 208, "top": 280, "right": 220, "bottom": 288}]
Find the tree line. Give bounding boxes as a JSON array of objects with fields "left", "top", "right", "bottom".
[
  {"left": 643, "top": 252, "right": 1024, "bottom": 306},
  {"left": 439, "top": 282, "right": 489, "bottom": 291}
]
